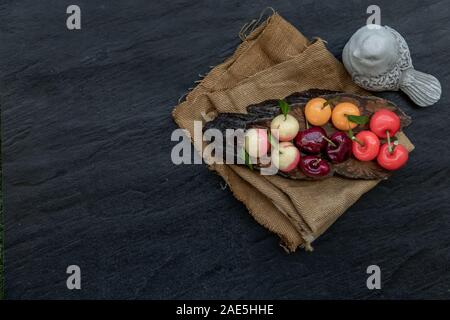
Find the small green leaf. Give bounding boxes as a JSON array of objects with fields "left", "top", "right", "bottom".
[
  {"left": 278, "top": 100, "right": 290, "bottom": 118},
  {"left": 267, "top": 131, "right": 279, "bottom": 149},
  {"left": 241, "top": 148, "right": 253, "bottom": 171},
  {"left": 347, "top": 127, "right": 354, "bottom": 140},
  {"left": 322, "top": 97, "right": 338, "bottom": 109},
  {"left": 346, "top": 115, "right": 369, "bottom": 125},
  {"left": 347, "top": 128, "right": 365, "bottom": 146}
]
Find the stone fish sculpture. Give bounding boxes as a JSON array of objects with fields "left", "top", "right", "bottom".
[{"left": 343, "top": 25, "right": 441, "bottom": 107}]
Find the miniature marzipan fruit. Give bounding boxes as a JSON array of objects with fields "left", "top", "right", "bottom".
[
  {"left": 325, "top": 132, "right": 352, "bottom": 163},
  {"left": 244, "top": 128, "right": 269, "bottom": 158},
  {"left": 204, "top": 89, "right": 412, "bottom": 180},
  {"left": 294, "top": 126, "right": 328, "bottom": 154},
  {"left": 370, "top": 109, "right": 400, "bottom": 139},
  {"left": 271, "top": 142, "right": 301, "bottom": 173},
  {"left": 331, "top": 102, "right": 360, "bottom": 131},
  {"left": 305, "top": 97, "right": 332, "bottom": 126},
  {"left": 377, "top": 143, "right": 409, "bottom": 170},
  {"left": 270, "top": 114, "right": 300, "bottom": 142},
  {"left": 298, "top": 156, "right": 331, "bottom": 177},
  {"left": 352, "top": 131, "right": 380, "bottom": 161}
]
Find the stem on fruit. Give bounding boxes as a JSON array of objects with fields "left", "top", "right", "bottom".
[
  {"left": 323, "top": 98, "right": 337, "bottom": 109},
  {"left": 386, "top": 130, "right": 393, "bottom": 153},
  {"left": 347, "top": 128, "right": 364, "bottom": 146},
  {"left": 322, "top": 135, "right": 337, "bottom": 148},
  {"left": 352, "top": 136, "right": 364, "bottom": 146},
  {"left": 303, "top": 107, "right": 310, "bottom": 129}
]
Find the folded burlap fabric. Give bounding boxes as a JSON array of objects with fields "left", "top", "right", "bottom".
[{"left": 172, "top": 13, "right": 413, "bottom": 252}]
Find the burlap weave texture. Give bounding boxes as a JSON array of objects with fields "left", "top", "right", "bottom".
[{"left": 172, "top": 13, "right": 413, "bottom": 252}]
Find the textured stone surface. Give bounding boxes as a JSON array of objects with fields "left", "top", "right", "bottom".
[{"left": 1, "top": 0, "right": 449, "bottom": 299}]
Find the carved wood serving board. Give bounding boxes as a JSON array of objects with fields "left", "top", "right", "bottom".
[{"left": 204, "top": 89, "right": 412, "bottom": 180}]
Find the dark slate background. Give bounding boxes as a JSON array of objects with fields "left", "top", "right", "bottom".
[{"left": 1, "top": 0, "right": 449, "bottom": 299}]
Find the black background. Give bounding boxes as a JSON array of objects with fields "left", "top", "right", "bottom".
[{"left": 1, "top": 0, "right": 449, "bottom": 299}]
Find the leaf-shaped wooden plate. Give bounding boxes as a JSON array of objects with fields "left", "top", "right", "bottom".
[{"left": 204, "top": 89, "right": 412, "bottom": 180}]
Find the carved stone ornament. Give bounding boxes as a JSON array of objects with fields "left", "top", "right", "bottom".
[{"left": 343, "top": 25, "right": 441, "bottom": 107}]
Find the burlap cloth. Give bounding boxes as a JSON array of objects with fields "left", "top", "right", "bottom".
[{"left": 172, "top": 13, "right": 413, "bottom": 252}]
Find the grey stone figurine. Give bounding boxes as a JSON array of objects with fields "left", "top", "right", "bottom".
[{"left": 343, "top": 25, "right": 441, "bottom": 107}]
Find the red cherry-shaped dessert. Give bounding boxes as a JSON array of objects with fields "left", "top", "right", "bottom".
[
  {"left": 325, "top": 132, "right": 352, "bottom": 163},
  {"left": 377, "top": 143, "right": 409, "bottom": 170},
  {"left": 294, "top": 126, "right": 328, "bottom": 154},
  {"left": 298, "top": 156, "right": 331, "bottom": 178},
  {"left": 370, "top": 109, "right": 400, "bottom": 139},
  {"left": 352, "top": 131, "right": 380, "bottom": 161}
]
